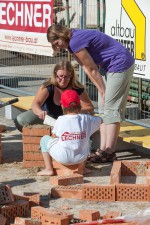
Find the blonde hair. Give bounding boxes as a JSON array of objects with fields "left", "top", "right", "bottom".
[
  {"left": 43, "top": 61, "right": 84, "bottom": 89},
  {"left": 47, "top": 24, "right": 71, "bottom": 51}
]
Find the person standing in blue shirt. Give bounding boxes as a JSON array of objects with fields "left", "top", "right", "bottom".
[{"left": 47, "top": 24, "right": 135, "bottom": 162}]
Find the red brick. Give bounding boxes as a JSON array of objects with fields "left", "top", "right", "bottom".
[
  {"left": 121, "top": 161, "right": 148, "bottom": 176},
  {"left": 41, "top": 215, "right": 69, "bottom": 225},
  {"left": 146, "top": 165, "right": 150, "bottom": 185},
  {"left": 0, "top": 129, "right": 2, "bottom": 163},
  {"left": 22, "top": 125, "right": 51, "bottom": 136},
  {"left": 31, "top": 206, "right": 72, "bottom": 221},
  {"left": 82, "top": 184, "right": 115, "bottom": 202},
  {"left": 0, "top": 184, "right": 14, "bottom": 204},
  {"left": 116, "top": 184, "right": 150, "bottom": 202},
  {"left": 0, "top": 144, "right": 2, "bottom": 164},
  {"left": 23, "top": 161, "right": 44, "bottom": 168},
  {"left": 79, "top": 210, "right": 100, "bottom": 221},
  {"left": 0, "top": 200, "right": 29, "bottom": 224},
  {"left": 23, "top": 136, "right": 42, "bottom": 144},
  {"left": 14, "top": 217, "right": 41, "bottom": 224},
  {"left": 102, "top": 210, "right": 122, "bottom": 219},
  {"left": 0, "top": 214, "right": 7, "bottom": 225},
  {"left": 23, "top": 152, "right": 43, "bottom": 161},
  {"left": 50, "top": 174, "right": 83, "bottom": 186},
  {"left": 52, "top": 160, "right": 84, "bottom": 175},
  {"left": 23, "top": 192, "right": 40, "bottom": 208},
  {"left": 23, "top": 144, "right": 41, "bottom": 152},
  {"left": 51, "top": 185, "right": 82, "bottom": 199},
  {"left": 13, "top": 194, "right": 30, "bottom": 202},
  {"left": 110, "top": 161, "right": 121, "bottom": 184}
]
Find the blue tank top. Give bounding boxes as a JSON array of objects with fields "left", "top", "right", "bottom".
[{"left": 41, "top": 84, "right": 84, "bottom": 119}]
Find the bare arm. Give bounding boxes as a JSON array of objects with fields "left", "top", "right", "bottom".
[
  {"left": 51, "top": 133, "right": 58, "bottom": 138},
  {"left": 79, "top": 89, "right": 94, "bottom": 114},
  {"left": 31, "top": 86, "right": 49, "bottom": 120},
  {"left": 73, "top": 49, "right": 105, "bottom": 105}
]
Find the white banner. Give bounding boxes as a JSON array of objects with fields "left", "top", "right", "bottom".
[
  {"left": 0, "top": 0, "right": 53, "bottom": 56},
  {"left": 105, "top": 0, "right": 150, "bottom": 80}
]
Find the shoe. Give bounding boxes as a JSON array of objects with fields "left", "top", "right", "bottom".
[{"left": 90, "top": 151, "right": 117, "bottom": 163}]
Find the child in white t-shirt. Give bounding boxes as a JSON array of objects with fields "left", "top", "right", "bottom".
[{"left": 37, "top": 89, "right": 102, "bottom": 176}]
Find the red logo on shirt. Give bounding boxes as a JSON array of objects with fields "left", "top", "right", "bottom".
[{"left": 61, "top": 131, "right": 86, "bottom": 141}]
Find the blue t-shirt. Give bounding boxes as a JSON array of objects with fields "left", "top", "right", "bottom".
[{"left": 68, "top": 29, "right": 135, "bottom": 72}]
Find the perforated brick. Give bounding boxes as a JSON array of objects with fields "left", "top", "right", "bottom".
[
  {"left": 0, "top": 200, "right": 29, "bottom": 224},
  {"left": 0, "top": 184, "right": 14, "bottom": 205},
  {"left": 50, "top": 174, "right": 83, "bottom": 186},
  {"left": 82, "top": 184, "right": 115, "bottom": 201},
  {"left": 13, "top": 194, "right": 30, "bottom": 202},
  {"left": 0, "top": 214, "right": 7, "bottom": 225},
  {"left": 116, "top": 184, "right": 150, "bottom": 202},
  {"left": 51, "top": 185, "right": 83, "bottom": 199},
  {"left": 79, "top": 210, "right": 100, "bottom": 221},
  {"left": 31, "top": 206, "right": 73, "bottom": 221}
]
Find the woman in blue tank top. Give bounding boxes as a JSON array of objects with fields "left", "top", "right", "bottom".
[{"left": 47, "top": 24, "right": 135, "bottom": 163}]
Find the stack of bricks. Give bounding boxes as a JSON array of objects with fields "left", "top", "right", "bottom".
[
  {"left": 0, "top": 127, "right": 2, "bottom": 163},
  {"left": 0, "top": 185, "right": 29, "bottom": 224},
  {"left": 22, "top": 124, "right": 51, "bottom": 168}
]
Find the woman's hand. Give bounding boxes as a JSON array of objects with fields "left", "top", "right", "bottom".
[
  {"left": 31, "top": 86, "right": 49, "bottom": 119},
  {"left": 37, "top": 110, "right": 47, "bottom": 120}
]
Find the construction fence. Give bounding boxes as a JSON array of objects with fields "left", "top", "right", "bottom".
[{"left": 0, "top": 0, "right": 150, "bottom": 127}]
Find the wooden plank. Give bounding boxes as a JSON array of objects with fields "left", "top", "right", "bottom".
[
  {"left": 120, "top": 121, "right": 150, "bottom": 148},
  {"left": 0, "top": 96, "right": 34, "bottom": 110}
]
